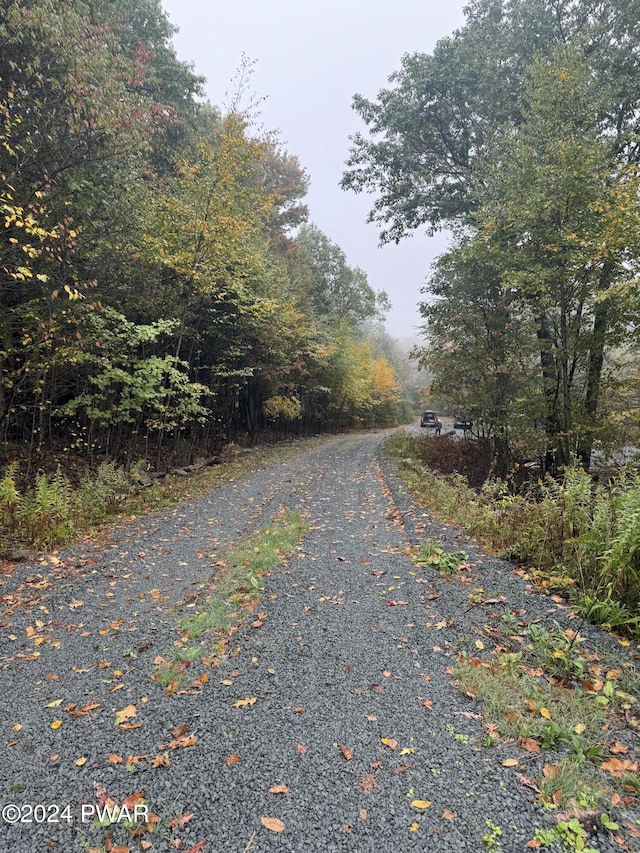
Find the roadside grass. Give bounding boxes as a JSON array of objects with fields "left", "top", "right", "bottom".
[
  {"left": 453, "top": 616, "right": 640, "bottom": 847},
  {"left": 0, "top": 437, "right": 325, "bottom": 552},
  {"left": 383, "top": 431, "right": 640, "bottom": 636},
  {"left": 152, "top": 509, "right": 309, "bottom": 693}
]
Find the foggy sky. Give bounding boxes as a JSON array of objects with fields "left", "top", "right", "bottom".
[{"left": 160, "top": 0, "right": 468, "bottom": 339}]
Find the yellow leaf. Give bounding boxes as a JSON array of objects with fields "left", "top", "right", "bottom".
[
  {"left": 410, "top": 822, "right": 420, "bottom": 832},
  {"left": 75, "top": 757, "right": 87, "bottom": 766},
  {"left": 114, "top": 704, "right": 137, "bottom": 726},
  {"left": 539, "top": 707, "right": 551, "bottom": 720},
  {"left": 260, "top": 816, "right": 285, "bottom": 833},
  {"left": 233, "top": 697, "right": 257, "bottom": 708},
  {"left": 475, "top": 640, "right": 484, "bottom": 650},
  {"left": 399, "top": 747, "right": 415, "bottom": 756},
  {"left": 502, "top": 758, "right": 519, "bottom": 767},
  {"left": 50, "top": 720, "right": 62, "bottom": 730},
  {"left": 411, "top": 800, "right": 432, "bottom": 810}
]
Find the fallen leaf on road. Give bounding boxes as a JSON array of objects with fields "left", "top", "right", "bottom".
[
  {"left": 442, "top": 809, "right": 455, "bottom": 820},
  {"left": 356, "top": 773, "right": 381, "bottom": 794},
  {"left": 381, "top": 737, "right": 398, "bottom": 750},
  {"left": 340, "top": 745, "right": 354, "bottom": 760},
  {"left": 602, "top": 757, "right": 638, "bottom": 777},
  {"left": 610, "top": 742, "right": 628, "bottom": 754},
  {"left": 520, "top": 738, "right": 541, "bottom": 754},
  {"left": 114, "top": 705, "right": 137, "bottom": 726},
  {"left": 411, "top": 800, "right": 432, "bottom": 809},
  {"left": 225, "top": 754, "right": 240, "bottom": 766},
  {"left": 502, "top": 758, "right": 519, "bottom": 767},
  {"left": 261, "top": 816, "right": 285, "bottom": 833},
  {"left": 233, "top": 697, "right": 256, "bottom": 708},
  {"left": 168, "top": 813, "right": 194, "bottom": 829},
  {"left": 268, "top": 784, "right": 289, "bottom": 794}
]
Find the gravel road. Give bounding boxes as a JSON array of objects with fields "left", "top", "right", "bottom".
[{"left": 0, "top": 431, "right": 638, "bottom": 852}]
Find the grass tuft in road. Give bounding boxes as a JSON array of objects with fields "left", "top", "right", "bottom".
[{"left": 153, "top": 509, "right": 309, "bottom": 692}]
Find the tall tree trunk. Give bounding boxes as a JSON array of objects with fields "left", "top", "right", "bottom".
[
  {"left": 577, "top": 260, "right": 614, "bottom": 470},
  {"left": 536, "top": 315, "right": 562, "bottom": 473}
]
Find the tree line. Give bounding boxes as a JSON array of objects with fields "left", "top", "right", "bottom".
[
  {"left": 1, "top": 0, "right": 410, "bottom": 471},
  {"left": 343, "top": 0, "right": 640, "bottom": 474}
]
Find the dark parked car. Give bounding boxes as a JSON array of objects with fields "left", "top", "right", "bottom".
[
  {"left": 420, "top": 411, "right": 438, "bottom": 428},
  {"left": 453, "top": 414, "right": 473, "bottom": 431}
]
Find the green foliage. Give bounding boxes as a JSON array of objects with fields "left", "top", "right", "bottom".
[
  {"left": 413, "top": 543, "right": 468, "bottom": 576},
  {"left": 0, "top": 461, "right": 136, "bottom": 549},
  {"left": 344, "top": 1, "right": 640, "bottom": 470}
]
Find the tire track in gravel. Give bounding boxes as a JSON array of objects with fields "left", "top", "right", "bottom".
[{"left": 0, "top": 432, "right": 638, "bottom": 852}]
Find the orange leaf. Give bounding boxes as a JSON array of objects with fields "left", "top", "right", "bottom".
[
  {"left": 610, "top": 742, "right": 628, "bottom": 754},
  {"left": 359, "top": 809, "right": 367, "bottom": 819},
  {"left": 268, "top": 784, "right": 289, "bottom": 794},
  {"left": 296, "top": 744, "right": 307, "bottom": 755},
  {"left": 525, "top": 839, "right": 542, "bottom": 847},
  {"left": 108, "top": 754, "right": 123, "bottom": 764},
  {"left": 602, "top": 757, "right": 637, "bottom": 777},
  {"left": 442, "top": 809, "right": 455, "bottom": 820},
  {"left": 502, "top": 758, "right": 519, "bottom": 767},
  {"left": 225, "top": 753, "right": 240, "bottom": 766},
  {"left": 151, "top": 754, "right": 171, "bottom": 768},
  {"left": 260, "top": 816, "right": 285, "bottom": 833},
  {"left": 381, "top": 737, "right": 398, "bottom": 750},
  {"left": 520, "top": 738, "right": 541, "bottom": 754},
  {"left": 340, "top": 745, "right": 354, "bottom": 761}
]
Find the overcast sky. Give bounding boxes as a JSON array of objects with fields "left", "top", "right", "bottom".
[{"left": 160, "top": 0, "right": 468, "bottom": 338}]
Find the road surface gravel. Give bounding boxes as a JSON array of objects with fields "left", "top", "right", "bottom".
[{"left": 0, "top": 431, "right": 638, "bottom": 852}]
